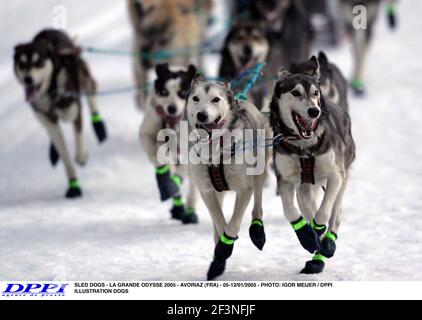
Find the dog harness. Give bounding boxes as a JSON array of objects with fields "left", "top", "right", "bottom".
[{"left": 272, "top": 119, "right": 324, "bottom": 185}]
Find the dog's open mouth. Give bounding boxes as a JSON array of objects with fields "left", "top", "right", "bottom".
[
  {"left": 196, "top": 116, "right": 225, "bottom": 132},
  {"left": 240, "top": 56, "right": 258, "bottom": 69},
  {"left": 25, "top": 84, "right": 41, "bottom": 103},
  {"left": 292, "top": 112, "right": 318, "bottom": 140}
]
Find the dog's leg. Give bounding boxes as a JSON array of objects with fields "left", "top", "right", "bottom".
[
  {"left": 319, "top": 174, "right": 349, "bottom": 259},
  {"left": 85, "top": 75, "right": 107, "bottom": 143},
  {"left": 200, "top": 190, "right": 229, "bottom": 280},
  {"left": 296, "top": 184, "right": 320, "bottom": 223},
  {"left": 249, "top": 172, "right": 267, "bottom": 250},
  {"left": 208, "top": 189, "right": 253, "bottom": 281},
  {"left": 301, "top": 173, "right": 343, "bottom": 274},
  {"left": 184, "top": 177, "right": 199, "bottom": 224},
  {"left": 36, "top": 113, "right": 81, "bottom": 198},
  {"left": 73, "top": 103, "right": 88, "bottom": 166},
  {"left": 279, "top": 179, "right": 320, "bottom": 254}
]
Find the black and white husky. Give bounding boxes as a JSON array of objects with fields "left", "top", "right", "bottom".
[
  {"left": 139, "top": 63, "right": 198, "bottom": 224},
  {"left": 186, "top": 78, "right": 270, "bottom": 280},
  {"left": 270, "top": 56, "right": 356, "bottom": 274},
  {"left": 219, "top": 20, "right": 269, "bottom": 109},
  {"left": 14, "top": 29, "right": 107, "bottom": 199},
  {"left": 290, "top": 51, "right": 348, "bottom": 112}
]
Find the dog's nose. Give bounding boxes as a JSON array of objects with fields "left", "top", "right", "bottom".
[
  {"left": 243, "top": 45, "right": 252, "bottom": 57},
  {"left": 196, "top": 111, "right": 208, "bottom": 123},
  {"left": 308, "top": 107, "right": 320, "bottom": 118},
  {"left": 167, "top": 105, "right": 177, "bottom": 115},
  {"left": 24, "top": 76, "right": 33, "bottom": 85}
]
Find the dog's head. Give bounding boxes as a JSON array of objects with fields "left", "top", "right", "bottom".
[
  {"left": 222, "top": 20, "right": 269, "bottom": 72},
  {"left": 186, "top": 77, "right": 233, "bottom": 133},
  {"left": 153, "top": 63, "right": 197, "bottom": 123},
  {"left": 289, "top": 52, "right": 333, "bottom": 99},
  {"left": 271, "top": 56, "right": 324, "bottom": 140},
  {"left": 14, "top": 41, "right": 54, "bottom": 103}
]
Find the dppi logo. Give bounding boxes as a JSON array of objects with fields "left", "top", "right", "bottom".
[{"left": 2, "top": 283, "right": 69, "bottom": 297}]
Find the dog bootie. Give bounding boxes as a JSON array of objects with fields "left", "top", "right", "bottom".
[
  {"left": 351, "top": 79, "right": 365, "bottom": 96},
  {"left": 207, "top": 259, "right": 226, "bottom": 281},
  {"left": 249, "top": 219, "right": 266, "bottom": 250},
  {"left": 170, "top": 196, "right": 184, "bottom": 220},
  {"left": 49, "top": 143, "right": 60, "bottom": 166},
  {"left": 319, "top": 231, "right": 337, "bottom": 258},
  {"left": 182, "top": 207, "right": 199, "bottom": 224},
  {"left": 300, "top": 253, "right": 326, "bottom": 274},
  {"left": 207, "top": 233, "right": 237, "bottom": 280},
  {"left": 291, "top": 217, "right": 320, "bottom": 254},
  {"left": 311, "top": 218, "right": 327, "bottom": 238},
  {"left": 155, "top": 166, "right": 180, "bottom": 201},
  {"left": 91, "top": 113, "right": 107, "bottom": 143},
  {"left": 65, "top": 178, "right": 82, "bottom": 199},
  {"left": 387, "top": 3, "right": 397, "bottom": 29}
]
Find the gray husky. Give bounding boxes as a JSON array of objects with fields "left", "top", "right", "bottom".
[
  {"left": 186, "top": 78, "right": 270, "bottom": 280},
  {"left": 270, "top": 56, "right": 355, "bottom": 274},
  {"left": 14, "top": 29, "right": 107, "bottom": 198}
]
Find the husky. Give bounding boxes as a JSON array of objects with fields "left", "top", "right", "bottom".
[
  {"left": 14, "top": 29, "right": 107, "bottom": 199},
  {"left": 139, "top": 63, "right": 198, "bottom": 224},
  {"left": 340, "top": 0, "right": 381, "bottom": 95},
  {"left": 128, "top": 0, "right": 202, "bottom": 109},
  {"left": 270, "top": 56, "right": 356, "bottom": 274},
  {"left": 218, "top": 20, "right": 269, "bottom": 109},
  {"left": 186, "top": 78, "right": 270, "bottom": 280},
  {"left": 290, "top": 51, "right": 348, "bottom": 111}
]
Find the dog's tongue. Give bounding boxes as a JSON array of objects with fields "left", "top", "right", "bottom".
[
  {"left": 25, "top": 86, "right": 37, "bottom": 103},
  {"left": 202, "top": 120, "right": 225, "bottom": 131}
]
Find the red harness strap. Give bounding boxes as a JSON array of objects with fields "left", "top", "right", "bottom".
[
  {"left": 208, "top": 161, "right": 229, "bottom": 192},
  {"left": 299, "top": 156, "right": 316, "bottom": 184}
]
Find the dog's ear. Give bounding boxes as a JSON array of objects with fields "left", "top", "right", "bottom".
[
  {"left": 192, "top": 73, "right": 205, "bottom": 85},
  {"left": 187, "top": 64, "right": 197, "bottom": 80},
  {"left": 14, "top": 44, "right": 25, "bottom": 54},
  {"left": 318, "top": 51, "right": 329, "bottom": 69},
  {"left": 155, "top": 63, "right": 170, "bottom": 77},
  {"left": 304, "top": 56, "right": 320, "bottom": 81},
  {"left": 278, "top": 68, "right": 291, "bottom": 81}
]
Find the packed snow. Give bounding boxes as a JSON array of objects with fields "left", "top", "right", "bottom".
[{"left": 0, "top": 0, "right": 421, "bottom": 281}]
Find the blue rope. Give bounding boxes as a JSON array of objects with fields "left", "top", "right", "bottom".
[{"left": 234, "top": 63, "right": 266, "bottom": 101}]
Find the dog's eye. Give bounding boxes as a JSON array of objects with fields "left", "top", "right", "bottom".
[
  {"left": 34, "top": 60, "right": 44, "bottom": 68},
  {"left": 313, "top": 90, "right": 319, "bottom": 96},
  {"left": 192, "top": 96, "right": 199, "bottom": 102},
  {"left": 160, "top": 89, "right": 169, "bottom": 97},
  {"left": 178, "top": 90, "right": 188, "bottom": 99},
  {"left": 212, "top": 97, "right": 220, "bottom": 103},
  {"left": 291, "top": 90, "right": 301, "bottom": 97}
]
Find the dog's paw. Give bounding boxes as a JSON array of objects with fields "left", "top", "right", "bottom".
[
  {"left": 319, "top": 232, "right": 337, "bottom": 258},
  {"left": 207, "top": 259, "right": 226, "bottom": 281},
  {"left": 91, "top": 113, "right": 107, "bottom": 143},
  {"left": 75, "top": 153, "right": 88, "bottom": 166},
  {"left": 170, "top": 205, "right": 184, "bottom": 221},
  {"left": 300, "top": 254, "right": 326, "bottom": 274},
  {"left": 311, "top": 218, "right": 327, "bottom": 238},
  {"left": 49, "top": 143, "right": 60, "bottom": 166},
  {"left": 249, "top": 219, "right": 266, "bottom": 251},
  {"left": 351, "top": 79, "right": 365, "bottom": 97},
  {"left": 291, "top": 217, "right": 320, "bottom": 254},
  {"left": 182, "top": 208, "right": 199, "bottom": 224},
  {"left": 156, "top": 166, "right": 181, "bottom": 201},
  {"left": 65, "top": 179, "right": 82, "bottom": 199}
]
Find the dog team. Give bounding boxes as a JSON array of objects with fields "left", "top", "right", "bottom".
[{"left": 14, "top": 0, "right": 397, "bottom": 279}]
